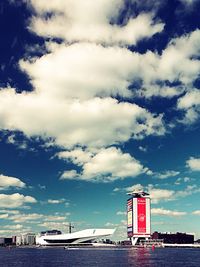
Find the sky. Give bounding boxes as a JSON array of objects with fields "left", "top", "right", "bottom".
[{"left": 0, "top": 0, "right": 200, "bottom": 240}]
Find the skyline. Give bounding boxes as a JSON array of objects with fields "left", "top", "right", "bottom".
[{"left": 0, "top": 0, "right": 200, "bottom": 240}]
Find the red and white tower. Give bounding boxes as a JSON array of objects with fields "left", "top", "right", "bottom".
[{"left": 127, "top": 191, "right": 151, "bottom": 245}]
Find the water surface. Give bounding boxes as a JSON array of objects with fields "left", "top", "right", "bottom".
[{"left": 0, "top": 247, "right": 199, "bottom": 267}]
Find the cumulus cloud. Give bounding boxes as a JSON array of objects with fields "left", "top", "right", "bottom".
[
  {"left": 156, "top": 170, "right": 180, "bottom": 179},
  {"left": 19, "top": 30, "right": 200, "bottom": 102},
  {"left": 177, "top": 89, "right": 200, "bottom": 124},
  {"left": 0, "top": 214, "right": 9, "bottom": 219},
  {"left": 119, "top": 183, "right": 200, "bottom": 203},
  {"left": 192, "top": 210, "right": 200, "bottom": 215},
  {"left": 0, "top": 89, "right": 165, "bottom": 148},
  {"left": 186, "top": 157, "right": 200, "bottom": 171},
  {"left": 2, "top": 224, "right": 24, "bottom": 230},
  {"left": 60, "top": 170, "right": 79, "bottom": 180},
  {"left": 179, "top": 0, "right": 198, "bottom": 5},
  {"left": 8, "top": 212, "right": 69, "bottom": 223},
  {"left": 147, "top": 187, "right": 175, "bottom": 204},
  {"left": 116, "top": 211, "right": 126, "bottom": 216},
  {"left": 28, "top": 0, "right": 164, "bottom": 45},
  {"left": 2, "top": 0, "right": 200, "bottom": 192},
  {"left": 151, "top": 208, "right": 187, "bottom": 216},
  {"left": 47, "top": 198, "right": 66, "bottom": 204},
  {"left": 0, "top": 209, "right": 20, "bottom": 214},
  {"left": 0, "top": 193, "right": 37, "bottom": 208},
  {"left": 0, "top": 174, "right": 26, "bottom": 190},
  {"left": 38, "top": 221, "right": 69, "bottom": 230},
  {"left": 138, "top": 146, "right": 147, "bottom": 152},
  {"left": 60, "top": 147, "right": 149, "bottom": 182},
  {"left": 58, "top": 149, "right": 92, "bottom": 165}
]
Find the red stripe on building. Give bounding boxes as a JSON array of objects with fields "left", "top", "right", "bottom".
[{"left": 137, "top": 198, "right": 146, "bottom": 233}]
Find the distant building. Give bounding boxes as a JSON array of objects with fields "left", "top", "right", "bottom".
[
  {"left": 0, "top": 237, "right": 13, "bottom": 246},
  {"left": 127, "top": 191, "right": 151, "bottom": 246},
  {"left": 120, "top": 240, "right": 132, "bottom": 246},
  {"left": 151, "top": 232, "right": 194, "bottom": 244},
  {"left": 16, "top": 235, "right": 22, "bottom": 245},
  {"left": 16, "top": 233, "right": 36, "bottom": 245},
  {"left": 12, "top": 236, "right": 16, "bottom": 245}
]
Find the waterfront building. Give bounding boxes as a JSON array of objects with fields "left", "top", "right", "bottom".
[
  {"left": 151, "top": 232, "right": 194, "bottom": 244},
  {"left": 0, "top": 237, "right": 13, "bottom": 246},
  {"left": 16, "top": 233, "right": 36, "bottom": 245},
  {"left": 127, "top": 191, "right": 151, "bottom": 245},
  {"left": 16, "top": 235, "right": 22, "bottom": 245},
  {"left": 36, "top": 228, "right": 115, "bottom": 246}
]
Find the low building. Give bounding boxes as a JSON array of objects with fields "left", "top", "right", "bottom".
[
  {"left": 152, "top": 232, "right": 194, "bottom": 244},
  {"left": 16, "top": 233, "right": 36, "bottom": 245},
  {"left": 16, "top": 235, "right": 22, "bottom": 246},
  {"left": 36, "top": 228, "right": 115, "bottom": 246},
  {"left": 0, "top": 237, "right": 13, "bottom": 246}
]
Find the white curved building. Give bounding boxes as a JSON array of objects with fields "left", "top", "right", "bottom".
[{"left": 36, "top": 228, "right": 115, "bottom": 246}]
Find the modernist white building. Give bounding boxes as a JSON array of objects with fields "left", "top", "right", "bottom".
[{"left": 36, "top": 228, "right": 115, "bottom": 246}]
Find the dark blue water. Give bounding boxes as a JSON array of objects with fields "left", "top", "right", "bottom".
[{"left": 0, "top": 247, "right": 199, "bottom": 267}]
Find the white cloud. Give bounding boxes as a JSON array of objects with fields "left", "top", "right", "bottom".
[
  {"left": 9, "top": 213, "right": 43, "bottom": 223},
  {"left": 0, "top": 89, "right": 165, "bottom": 148},
  {"left": 47, "top": 198, "right": 66, "bottom": 204},
  {"left": 43, "top": 215, "right": 67, "bottom": 222},
  {"left": 38, "top": 221, "right": 69, "bottom": 230},
  {"left": 57, "top": 149, "right": 92, "bottom": 165},
  {"left": 0, "top": 193, "right": 37, "bottom": 208},
  {"left": 20, "top": 30, "right": 200, "bottom": 102},
  {"left": 60, "top": 170, "right": 79, "bottom": 180},
  {"left": 151, "top": 208, "right": 187, "bottom": 216},
  {"left": 116, "top": 211, "right": 126, "bottom": 216},
  {"left": 175, "top": 177, "right": 192, "bottom": 185},
  {"left": 0, "top": 209, "right": 20, "bottom": 214},
  {"left": 192, "top": 210, "right": 200, "bottom": 215},
  {"left": 139, "top": 146, "right": 147, "bottom": 152},
  {"left": 177, "top": 89, "right": 200, "bottom": 124},
  {"left": 0, "top": 228, "right": 32, "bottom": 235},
  {"left": 28, "top": 0, "right": 164, "bottom": 45},
  {"left": 138, "top": 84, "right": 185, "bottom": 99},
  {"left": 3, "top": 224, "right": 24, "bottom": 230},
  {"left": 82, "top": 147, "right": 145, "bottom": 180},
  {"left": 60, "top": 147, "right": 149, "bottom": 182},
  {"left": 186, "top": 157, "right": 200, "bottom": 171},
  {"left": 0, "top": 214, "right": 9, "bottom": 219},
  {"left": 124, "top": 183, "right": 144, "bottom": 193},
  {"left": 122, "top": 183, "right": 197, "bottom": 203},
  {"left": 0, "top": 174, "right": 26, "bottom": 190},
  {"left": 179, "top": 0, "right": 198, "bottom": 5},
  {"left": 148, "top": 187, "right": 175, "bottom": 204},
  {"left": 156, "top": 170, "right": 180, "bottom": 179},
  {"left": 157, "top": 30, "right": 200, "bottom": 84},
  {"left": 9, "top": 212, "right": 69, "bottom": 223}
]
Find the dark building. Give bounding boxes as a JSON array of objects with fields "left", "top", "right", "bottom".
[
  {"left": 40, "top": 230, "right": 62, "bottom": 236},
  {"left": 152, "top": 232, "right": 194, "bottom": 244},
  {"left": 0, "top": 237, "right": 13, "bottom": 246},
  {"left": 120, "top": 240, "right": 132, "bottom": 246}
]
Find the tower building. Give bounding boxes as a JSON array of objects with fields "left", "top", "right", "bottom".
[{"left": 127, "top": 191, "right": 151, "bottom": 245}]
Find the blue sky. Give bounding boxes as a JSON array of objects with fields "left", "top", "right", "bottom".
[{"left": 0, "top": 0, "right": 200, "bottom": 240}]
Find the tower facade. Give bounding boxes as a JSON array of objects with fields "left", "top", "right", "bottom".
[{"left": 127, "top": 192, "right": 151, "bottom": 245}]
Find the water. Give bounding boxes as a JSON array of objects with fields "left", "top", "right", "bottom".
[{"left": 0, "top": 247, "right": 199, "bottom": 267}]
